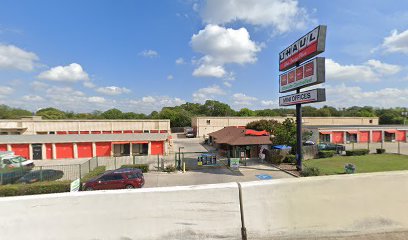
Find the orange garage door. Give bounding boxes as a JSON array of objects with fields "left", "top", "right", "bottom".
[
  {"left": 332, "top": 132, "right": 344, "bottom": 144},
  {"left": 55, "top": 143, "right": 74, "bottom": 159},
  {"left": 396, "top": 130, "right": 406, "bottom": 142},
  {"left": 45, "top": 144, "right": 53, "bottom": 159},
  {"left": 0, "top": 144, "right": 7, "bottom": 151},
  {"left": 359, "top": 131, "right": 370, "bottom": 143},
  {"left": 372, "top": 131, "right": 382, "bottom": 142},
  {"left": 95, "top": 142, "right": 111, "bottom": 157},
  {"left": 11, "top": 144, "right": 30, "bottom": 159},
  {"left": 151, "top": 141, "right": 164, "bottom": 155},
  {"left": 77, "top": 142, "right": 93, "bottom": 158}
]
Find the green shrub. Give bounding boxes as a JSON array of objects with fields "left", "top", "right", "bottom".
[
  {"left": 164, "top": 165, "right": 176, "bottom": 173},
  {"left": 283, "top": 154, "right": 296, "bottom": 164},
  {"left": 300, "top": 167, "right": 320, "bottom": 177},
  {"left": 0, "top": 181, "right": 71, "bottom": 197},
  {"left": 318, "top": 150, "right": 336, "bottom": 158},
  {"left": 376, "top": 148, "right": 386, "bottom": 154},
  {"left": 120, "top": 164, "right": 149, "bottom": 173},
  {"left": 346, "top": 149, "right": 369, "bottom": 156},
  {"left": 270, "top": 154, "right": 284, "bottom": 164},
  {"left": 81, "top": 166, "right": 106, "bottom": 183}
]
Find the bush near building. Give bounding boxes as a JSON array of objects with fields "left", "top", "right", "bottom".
[
  {"left": 345, "top": 149, "right": 370, "bottom": 156},
  {"left": 318, "top": 150, "right": 336, "bottom": 158},
  {"left": 300, "top": 167, "right": 320, "bottom": 177},
  {"left": 283, "top": 155, "right": 296, "bottom": 164},
  {"left": 376, "top": 148, "right": 386, "bottom": 154},
  {"left": 0, "top": 181, "right": 71, "bottom": 197},
  {"left": 120, "top": 164, "right": 149, "bottom": 173},
  {"left": 81, "top": 166, "right": 106, "bottom": 183}
]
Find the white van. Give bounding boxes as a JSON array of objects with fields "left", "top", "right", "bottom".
[{"left": 0, "top": 151, "right": 34, "bottom": 169}]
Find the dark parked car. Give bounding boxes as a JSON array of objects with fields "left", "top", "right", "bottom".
[
  {"left": 318, "top": 142, "right": 346, "bottom": 154},
  {"left": 83, "top": 168, "right": 144, "bottom": 191},
  {"left": 16, "top": 169, "right": 64, "bottom": 184}
]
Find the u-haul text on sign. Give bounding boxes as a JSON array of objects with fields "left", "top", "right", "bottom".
[
  {"left": 279, "top": 57, "right": 325, "bottom": 93},
  {"left": 279, "top": 25, "right": 326, "bottom": 71},
  {"left": 279, "top": 88, "right": 326, "bottom": 106}
]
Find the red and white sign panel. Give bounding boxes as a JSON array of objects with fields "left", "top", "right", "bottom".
[
  {"left": 279, "top": 57, "right": 325, "bottom": 93},
  {"left": 279, "top": 88, "right": 326, "bottom": 106},
  {"left": 279, "top": 25, "right": 326, "bottom": 71}
]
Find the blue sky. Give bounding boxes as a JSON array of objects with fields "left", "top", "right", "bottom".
[{"left": 1, "top": 0, "right": 408, "bottom": 113}]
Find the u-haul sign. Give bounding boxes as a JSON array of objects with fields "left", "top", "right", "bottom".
[
  {"left": 279, "top": 25, "right": 326, "bottom": 71},
  {"left": 279, "top": 57, "right": 325, "bottom": 93},
  {"left": 279, "top": 88, "right": 326, "bottom": 106}
]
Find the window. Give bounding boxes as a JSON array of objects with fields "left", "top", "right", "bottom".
[
  {"left": 206, "top": 120, "right": 211, "bottom": 125},
  {"left": 49, "top": 131, "right": 55, "bottom": 134},
  {"left": 112, "top": 174, "right": 124, "bottom": 180},
  {"left": 319, "top": 134, "right": 330, "bottom": 143},
  {"left": 369, "top": 120, "right": 373, "bottom": 124},
  {"left": 126, "top": 173, "right": 139, "bottom": 179},
  {"left": 346, "top": 133, "right": 357, "bottom": 143},
  {"left": 100, "top": 174, "right": 116, "bottom": 181},
  {"left": 144, "top": 130, "right": 149, "bottom": 133}
]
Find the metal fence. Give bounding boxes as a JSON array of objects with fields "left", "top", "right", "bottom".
[{"left": 344, "top": 142, "right": 408, "bottom": 155}]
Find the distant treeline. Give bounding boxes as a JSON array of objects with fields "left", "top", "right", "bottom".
[{"left": 0, "top": 101, "right": 407, "bottom": 127}]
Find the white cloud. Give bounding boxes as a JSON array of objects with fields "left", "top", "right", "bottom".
[
  {"left": 381, "top": 29, "right": 408, "bottom": 54},
  {"left": 223, "top": 81, "right": 232, "bottom": 87},
  {"left": 142, "top": 96, "right": 156, "bottom": 104},
  {"left": 200, "top": 0, "right": 313, "bottom": 33},
  {"left": 191, "top": 24, "right": 261, "bottom": 78},
  {"left": 38, "top": 63, "right": 90, "bottom": 82},
  {"left": 0, "top": 44, "right": 39, "bottom": 71},
  {"left": 261, "top": 100, "right": 275, "bottom": 106},
  {"left": 167, "top": 74, "right": 174, "bottom": 80},
  {"left": 129, "top": 96, "right": 186, "bottom": 113},
  {"left": 232, "top": 93, "right": 258, "bottom": 106},
  {"left": 0, "top": 86, "right": 14, "bottom": 95},
  {"left": 192, "top": 85, "right": 226, "bottom": 102},
  {"left": 139, "top": 49, "right": 158, "bottom": 58},
  {"left": 175, "top": 57, "right": 185, "bottom": 64},
  {"left": 22, "top": 95, "right": 44, "bottom": 102},
  {"left": 87, "top": 96, "right": 106, "bottom": 103},
  {"left": 96, "top": 86, "right": 131, "bottom": 96},
  {"left": 324, "top": 83, "right": 408, "bottom": 108},
  {"left": 83, "top": 81, "right": 96, "bottom": 88},
  {"left": 326, "top": 59, "right": 401, "bottom": 82},
  {"left": 31, "top": 81, "right": 49, "bottom": 91}
]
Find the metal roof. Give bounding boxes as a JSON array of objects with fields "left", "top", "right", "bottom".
[
  {"left": 0, "top": 133, "right": 168, "bottom": 144},
  {"left": 304, "top": 125, "right": 408, "bottom": 130}
]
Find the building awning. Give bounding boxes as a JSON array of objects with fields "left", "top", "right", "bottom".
[
  {"left": 319, "top": 131, "right": 332, "bottom": 134},
  {"left": 131, "top": 141, "right": 148, "bottom": 144},
  {"left": 112, "top": 142, "right": 130, "bottom": 144},
  {"left": 347, "top": 131, "right": 358, "bottom": 134},
  {"left": 385, "top": 130, "right": 396, "bottom": 133}
]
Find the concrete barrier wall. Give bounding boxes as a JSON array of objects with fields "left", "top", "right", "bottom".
[
  {"left": 241, "top": 171, "right": 408, "bottom": 239},
  {"left": 0, "top": 183, "right": 241, "bottom": 240},
  {"left": 2, "top": 171, "right": 408, "bottom": 239}
]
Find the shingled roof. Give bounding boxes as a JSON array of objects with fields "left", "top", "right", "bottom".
[{"left": 209, "top": 127, "right": 273, "bottom": 146}]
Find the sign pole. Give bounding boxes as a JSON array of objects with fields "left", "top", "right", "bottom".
[{"left": 296, "top": 89, "right": 303, "bottom": 171}]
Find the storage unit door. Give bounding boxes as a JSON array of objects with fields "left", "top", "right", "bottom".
[
  {"left": 332, "top": 132, "right": 344, "bottom": 144},
  {"left": 32, "top": 144, "right": 43, "bottom": 160},
  {"left": 0, "top": 144, "right": 7, "bottom": 151},
  {"left": 95, "top": 142, "right": 111, "bottom": 157},
  {"left": 151, "top": 141, "right": 164, "bottom": 155},
  {"left": 372, "top": 131, "right": 382, "bottom": 142},
  {"left": 55, "top": 143, "right": 74, "bottom": 159},
  {"left": 396, "top": 130, "right": 406, "bottom": 142},
  {"left": 77, "top": 142, "right": 93, "bottom": 158},
  {"left": 11, "top": 144, "right": 30, "bottom": 159},
  {"left": 359, "top": 131, "right": 369, "bottom": 143},
  {"left": 45, "top": 144, "right": 53, "bottom": 159}
]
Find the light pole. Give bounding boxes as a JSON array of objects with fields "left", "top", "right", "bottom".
[
  {"left": 178, "top": 147, "right": 184, "bottom": 170},
  {"left": 402, "top": 110, "right": 408, "bottom": 125}
]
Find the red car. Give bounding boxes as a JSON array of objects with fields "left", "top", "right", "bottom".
[{"left": 83, "top": 168, "right": 144, "bottom": 191}]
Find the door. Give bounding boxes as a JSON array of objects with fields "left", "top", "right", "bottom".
[
  {"left": 11, "top": 144, "right": 30, "bottom": 159},
  {"left": 98, "top": 174, "right": 124, "bottom": 189},
  {"left": 32, "top": 144, "right": 43, "bottom": 160},
  {"left": 151, "top": 141, "right": 164, "bottom": 155},
  {"left": 77, "top": 142, "right": 93, "bottom": 158},
  {"left": 55, "top": 143, "right": 74, "bottom": 159}
]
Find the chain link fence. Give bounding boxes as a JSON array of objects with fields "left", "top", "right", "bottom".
[{"left": 344, "top": 142, "right": 408, "bottom": 155}]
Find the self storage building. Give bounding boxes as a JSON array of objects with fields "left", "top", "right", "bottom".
[{"left": 0, "top": 133, "right": 169, "bottom": 160}]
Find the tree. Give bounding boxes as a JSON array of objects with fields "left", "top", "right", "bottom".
[
  {"left": 0, "top": 105, "right": 32, "bottom": 119},
  {"left": 101, "top": 108, "right": 123, "bottom": 119},
  {"left": 200, "top": 100, "right": 235, "bottom": 116},
  {"left": 237, "top": 108, "right": 255, "bottom": 117},
  {"left": 246, "top": 120, "right": 280, "bottom": 133},
  {"left": 36, "top": 107, "right": 66, "bottom": 119}
]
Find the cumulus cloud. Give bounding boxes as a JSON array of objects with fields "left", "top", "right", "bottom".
[
  {"left": 167, "top": 74, "right": 174, "bottom": 80},
  {"left": 223, "top": 81, "right": 232, "bottom": 87},
  {"left": 232, "top": 93, "right": 258, "bottom": 106},
  {"left": 192, "top": 85, "right": 226, "bottom": 102},
  {"left": 381, "top": 29, "right": 408, "bottom": 54},
  {"left": 175, "top": 57, "right": 185, "bottom": 64},
  {"left": 200, "top": 0, "right": 313, "bottom": 33},
  {"left": 0, "top": 86, "right": 14, "bottom": 95},
  {"left": 38, "top": 63, "right": 90, "bottom": 82},
  {"left": 129, "top": 96, "right": 186, "bottom": 113},
  {"left": 96, "top": 86, "right": 131, "bottom": 96},
  {"left": 0, "top": 44, "right": 39, "bottom": 71},
  {"left": 326, "top": 59, "right": 401, "bottom": 82},
  {"left": 31, "top": 81, "right": 49, "bottom": 91},
  {"left": 22, "top": 95, "right": 44, "bottom": 102},
  {"left": 260, "top": 100, "right": 275, "bottom": 107},
  {"left": 88, "top": 96, "right": 106, "bottom": 103},
  {"left": 139, "top": 49, "right": 159, "bottom": 58},
  {"left": 191, "top": 24, "right": 261, "bottom": 78},
  {"left": 324, "top": 83, "right": 408, "bottom": 108}
]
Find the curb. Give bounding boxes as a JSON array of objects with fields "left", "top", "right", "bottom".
[{"left": 271, "top": 164, "right": 300, "bottom": 178}]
